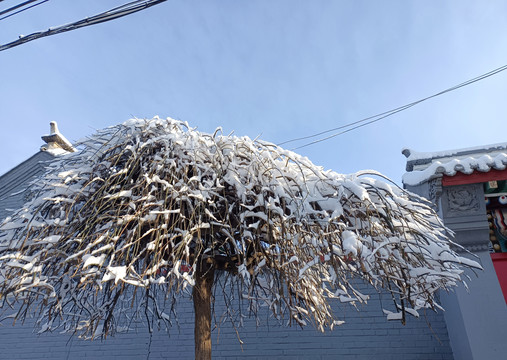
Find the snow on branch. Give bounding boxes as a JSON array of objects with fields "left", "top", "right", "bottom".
[{"left": 0, "top": 117, "right": 480, "bottom": 338}]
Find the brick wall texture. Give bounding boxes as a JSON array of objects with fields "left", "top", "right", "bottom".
[{"left": 0, "top": 287, "right": 453, "bottom": 360}]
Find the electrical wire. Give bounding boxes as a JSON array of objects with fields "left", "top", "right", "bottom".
[
  {"left": 0, "top": 0, "right": 39, "bottom": 17},
  {"left": 0, "top": 0, "right": 49, "bottom": 22},
  {"left": 2, "top": 0, "right": 505, "bottom": 150},
  {"left": 0, "top": 0, "right": 167, "bottom": 51},
  {"left": 279, "top": 63, "right": 507, "bottom": 150}
]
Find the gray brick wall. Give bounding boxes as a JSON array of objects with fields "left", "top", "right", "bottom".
[
  {"left": 0, "top": 285, "right": 453, "bottom": 359},
  {"left": 0, "top": 153, "right": 454, "bottom": 359},
  {"left": 209, "top": 282, "right": 453, "bottom": 360}
]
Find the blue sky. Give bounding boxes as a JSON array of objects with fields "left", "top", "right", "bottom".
[{"left": 1, "top": 0, "right": 507, "bottom": 183}]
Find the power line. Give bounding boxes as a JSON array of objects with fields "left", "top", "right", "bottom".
[
  {"left": 0, "top": 0, "right": 49, "bottom": 22},
  {"left": 0, "top": 0, "right": 39, "bottom": 17},
  {"left": 0, "top": 0, "right": 167, "bottom": 51},
  {"left": 279, "top": 63, "right": 507, "bottom": 150}
]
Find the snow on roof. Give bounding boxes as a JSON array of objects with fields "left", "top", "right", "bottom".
[
  {"left": 40, "top": 121, "right": 76, "bottom": 154},
  {"left": 402, "top": 142, "right": 507, "bottom": 186}
]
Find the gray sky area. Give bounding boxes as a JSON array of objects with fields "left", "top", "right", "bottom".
[{"left": 1, "top": 0, "right": 506, "bottom": 183}]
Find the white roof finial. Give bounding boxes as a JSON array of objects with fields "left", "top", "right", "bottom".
[
  {"left": 41, "top": 121, "right": 76, "bottom": 153},
  {"left": 50, "top": 121, "right": 59, "bottom": 135}
]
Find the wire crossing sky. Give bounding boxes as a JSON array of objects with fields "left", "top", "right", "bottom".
[
  {"left": 1, "top": 0, "right": 507, "bottom": 183},
  {"left": 0, "top": 0, "right": 167, "bottom": 50},
  {"left": 0, "top": 1, "right": 49, "bottom": 22},
  {"left": 280, "top": 62, "right": 507, "bottom": 150}
]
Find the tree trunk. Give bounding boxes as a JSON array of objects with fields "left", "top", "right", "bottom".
[{"left": 193, "top": 262, "right": 214, "bottom": 360}]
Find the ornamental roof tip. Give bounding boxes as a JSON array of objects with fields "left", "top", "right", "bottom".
[
  {"left": 41, "top": 121, "right": 76, "bottom": 154},
  {"left": 402, "top": 142, "right": 507, "bottom": 187}
]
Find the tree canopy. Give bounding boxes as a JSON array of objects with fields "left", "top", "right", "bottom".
[{"left": 0, "top": 118, "right": 479, "bottom": 344}]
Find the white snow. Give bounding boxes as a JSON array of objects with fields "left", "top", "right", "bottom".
[
  {"left": 102, "top": 266, "right": 127, "bottom": 284},
  {"left": 341, "top": 231, "right": 361, "bottom": 256},
  {"left": 403, "top": 145, "right": 507, "bottom": 186},
  {"left": 382, "top": 309, "right": 404, "bottom": 321},
  {"left": 403, "top": 142, "right": 507, "bottom": 162},
  {"left": 82, "top": 254, "right": 107, "bottom": 269}
]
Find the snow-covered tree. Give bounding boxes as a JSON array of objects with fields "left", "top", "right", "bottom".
[{"left": 0, "top": 118, "right": 480, "bottom": 359}]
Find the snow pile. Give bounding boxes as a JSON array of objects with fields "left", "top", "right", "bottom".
[
  {"left": 0, "top": 117, "right": 480, "bottom": 338},
  {"left": 403, "top": 147, "right": 507, "bottom": 186}
]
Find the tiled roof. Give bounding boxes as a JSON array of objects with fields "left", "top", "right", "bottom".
[
  {"left": 402, "top": 143, "right": 507, "bottom": 186},
  {"left": 0, "top": 151, "right": 55, "bottom": 221},
  {"left": 0, "top": 122, "right": 75, "bottom": 221}
]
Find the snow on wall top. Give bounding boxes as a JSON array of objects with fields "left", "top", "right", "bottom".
[{"left": 402, "top": 142, "right": 507, "bottom": 186}]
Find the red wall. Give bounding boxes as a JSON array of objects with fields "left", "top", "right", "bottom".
[{"left": 491, "top": 253, "right": 507, "bottom": 304}]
